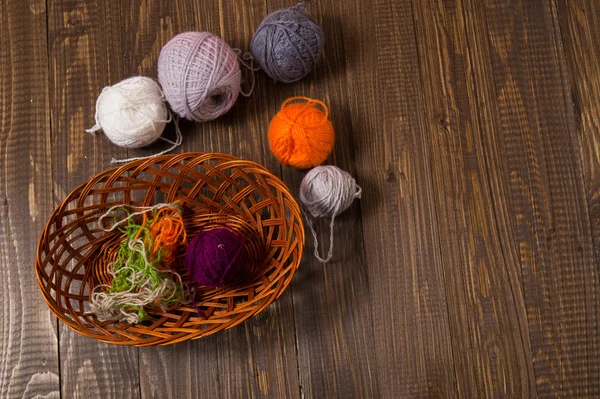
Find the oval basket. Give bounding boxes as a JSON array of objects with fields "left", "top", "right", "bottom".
[{"left": 35, "top": 153, "right": 304, "bottom": 346}]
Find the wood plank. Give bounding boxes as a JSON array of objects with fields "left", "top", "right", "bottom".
[
  {"left": 134, "top": 1, "right": 300, "bottom": 397},
  {"left": 47, "top": 0, "right": 140, "bottom": 397},
  {"left": 212, "top": 2, "right": 301, "bottom": 397},
  {"left": 133, "top": 2, "right": 225, "bottom": 397},
  {"left": 0, "top": 0, "right": 60, "bottom": 397},
  {"left": 557, "top": 0, "right": 600, "bottom": 263},
  {"left": 134, "top": 2, "right": 224, "bottom": 397},
  {"left": 480, "top": 0, "right": 600, "bottom": 396},
  {"left": 335, "top": 0, "right": 459, "bottom": 396},
  {"left": 554, "top": 0, "right": 600, "bottom": 394},
  {"left": 411, "top": 0, "right": 536, "bottom": 396},
  {"left": 258, "top": 1, "right": 382, "bottom": 397}
]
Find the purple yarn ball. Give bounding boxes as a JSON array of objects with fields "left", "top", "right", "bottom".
[{"left": 185, "top": 228, "right": 246, "bottom": 287}]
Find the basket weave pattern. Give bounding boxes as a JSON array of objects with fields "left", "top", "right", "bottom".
[{"left": 36, "top": 153, "right": 304, "bottom": 346}]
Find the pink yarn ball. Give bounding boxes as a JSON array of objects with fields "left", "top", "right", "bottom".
[
  {"left": 185, "top": 228, "right": 246, "bottom": 287},
  {"left": 158, "top": 32, "right": 241, "bottom": 122}
]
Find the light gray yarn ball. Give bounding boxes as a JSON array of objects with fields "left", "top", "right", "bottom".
[{"left": 299, "top": 165, "right": 362, "bottom": 263}]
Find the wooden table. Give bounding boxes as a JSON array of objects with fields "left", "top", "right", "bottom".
[{"left": 1, "top": 0, "right": 599, "bottom": 397}]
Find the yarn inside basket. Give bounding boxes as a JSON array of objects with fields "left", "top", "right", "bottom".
[
  {"left": 158, "top": 32, "right": 242, "bottom": 122},
  {"left": 90, "top": 203, "right": 187, "bottom": 323},
  {"left": 250, "top": 3, "right": 324, "bottom": 83},
  {"left": 185, "top": 227, "right": 247, "bottom": 288},
  {"left": 269, "top": 96, "right": 335, "bottom": 169}
]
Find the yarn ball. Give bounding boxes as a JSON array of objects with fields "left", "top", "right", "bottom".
[
  {"left": 269, "top": 97, "right": 334, "bottom": 169},
  {"left": 158, "top": 32, "right": 241, "bottom": 122},
  {"left": 300, "top": 165, "right": 362, "bottom": 219},
  {"left": 87, "top": 76, "right": 168, "bottom": 148},
  {"left": 185, "top": 228, "right": 246, "bottom": 287},
  {"left": 250, "top": 3, "right": 324, "bottom": 83},
  {"left": 299, "top": 165, "right": 362, "bottom": 263}
]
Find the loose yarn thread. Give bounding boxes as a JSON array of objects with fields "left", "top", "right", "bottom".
[
  {"left": 299, "top": 165, "right": 362, "bottom": 263},
  {"left": 269, "top": 96, "right": 335, "bottom": 169},
  {"left": 250, "top": 3, "right": 324, "bottom": 83},
  {"left": 90, "top": 204, "right": 187, "bottom": 323},
  {"left": 98, "top": 203, "right": 180, "bottom": 232},
  {"left": 90, "top": 236, "right": 185, "bottom": 323},
  {"left": 86, "top": 76, "right": 183, "bottom": 163},
  {"left": 158, "top": 32, "right": 255, "bottom": 122},
  {"left": 233, "top": 48, "right": 261, "bottom": 97},
  {"left": 108, "top": 117, "right": 183, "bottom": 164},
  {"left": 98, "top": 203, "right": 186, "bottom": 262}
]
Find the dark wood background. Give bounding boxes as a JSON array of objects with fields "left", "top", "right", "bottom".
[{"left": 1, "top": 0, "right": 599, "bottom": 397}]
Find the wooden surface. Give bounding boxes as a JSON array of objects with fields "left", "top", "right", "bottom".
[{"left": 1, "top": 0, "right": 599, "bottom": 397}]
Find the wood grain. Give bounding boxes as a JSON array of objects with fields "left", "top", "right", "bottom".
[
  {"left": 260, "top": 1, "right": 382, "bottom": 397},
  {"left": 47, "top": 0, "right": 139, "bottom": 397},
  {"left": 482, "top": 0, "right": 600, "bottom": 396},
  {"left": 555, "top": 0, "right": 600, "bottom": 393},
  {"left": 412, "top": 0, "right": 536, "bottom": 395},
  {"left": 342, "top": 0, "right": 460, "bottom": 396},
  {"left": 557, "top": 0, "right": 600, "bottom": 263},
  {"left": 0, "top": 0, "right": 60, "bottom": 398}
]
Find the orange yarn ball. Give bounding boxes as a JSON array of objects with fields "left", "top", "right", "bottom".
[{"left": 268, "top": 97, "right": 335, "bottom": 169}]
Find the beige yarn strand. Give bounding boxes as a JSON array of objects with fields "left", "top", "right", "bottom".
[
  {"left": 233, "top": 49, "right": 260, "bottom": 97},
  {"left": 98, "top": 203, "right": 179, "bottom": 231},
  {"left": 303, "top": 211, "right": 337, "bottom": 264}
]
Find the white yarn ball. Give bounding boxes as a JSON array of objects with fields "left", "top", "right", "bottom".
[{"left": 88, "top": 76, "right": 169, "bottom": 148}]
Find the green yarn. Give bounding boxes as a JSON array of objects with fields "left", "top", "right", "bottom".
[
  {"left": 109, "top": 219, "right": 159, "bottom": 291},
  {"left": 90, "top": 206, "right": 186, "bottom": 323}
]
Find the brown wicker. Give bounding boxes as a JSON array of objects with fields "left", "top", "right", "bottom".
[{"left": 35, "top": 153, "right": 304, "bottom": 346}]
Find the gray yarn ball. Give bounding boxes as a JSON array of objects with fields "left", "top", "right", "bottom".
[
  {"left": 250, "top": 3, "right": 324, "bottom": 83},
  {"left": 299, "top": 165, "right": 362, "bottom": 263}
]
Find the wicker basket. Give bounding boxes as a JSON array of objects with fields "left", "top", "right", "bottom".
[{"left": 35, "top": 153, "right": 304, "bottom": 346}]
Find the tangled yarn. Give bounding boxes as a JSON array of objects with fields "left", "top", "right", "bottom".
[
  {"left": 251, "top": 3, "right": 324, "bottom": 83},
  {"left": 299, "top": 165, "right": 362, "bottom": 263},
  {"left": 269, "top": 97, "right": 335, "bottom": 169},
  {"left": 185, "top": 227, "right": 246, "bottom": 288},
  {"left": 90, "top": 203, "right": 187, "bottom": 323},
  {"left": 158, "top": 32, "right": 242, "bottom": 122},
  {"left": 149, "top": 207, "right": 187, "bottom": 264}
]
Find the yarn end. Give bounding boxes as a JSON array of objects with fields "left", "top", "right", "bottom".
[{"left": 85, "top": 125, "right": 102, "bottom": 134}]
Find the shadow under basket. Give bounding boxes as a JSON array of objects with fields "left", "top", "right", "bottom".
[{"left": 35, "top": 153, "right": 304, "bottom": 346}]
